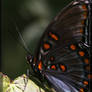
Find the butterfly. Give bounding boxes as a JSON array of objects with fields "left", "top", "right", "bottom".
[{"left": 24, "top": 0, "right": 91, "bottom": 92}]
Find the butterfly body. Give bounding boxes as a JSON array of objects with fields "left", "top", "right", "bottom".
[{"left": 26, "top": 0, "right": 91, "bottom": 92}]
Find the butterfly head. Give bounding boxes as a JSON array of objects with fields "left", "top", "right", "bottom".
[
  {"left": 26, "top": 55, "right": 33, "bottom": 64},
  {"left": 26, "top": 55, "right": 39, "bottom": 72}
]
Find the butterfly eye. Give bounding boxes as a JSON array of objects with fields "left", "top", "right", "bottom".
[{"left": 26, "top": 55, "right": 33, "bottom": 64}]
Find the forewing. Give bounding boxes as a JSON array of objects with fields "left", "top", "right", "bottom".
[
  {"left": 34, "top": 0, "right": 90, "bottom": 66},
  {"left": 39, "top": 0, "right": 90, "bottom": 47}
]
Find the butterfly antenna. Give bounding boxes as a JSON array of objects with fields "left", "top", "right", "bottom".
[{"left": 15, "top": 24, "right": 31, "bottom": 55}]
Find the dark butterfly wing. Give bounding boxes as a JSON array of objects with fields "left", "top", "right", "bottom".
[
  {"left": 40, "top": 0, "right": 89, "bottom": 46},
  {"left": 32, "top": 0, "right": 90, "bottom": 92},
  {"left": 44, "top": 44, "right": 89, "bottom": 92},
  {"left": 34, "top": 0, "right": 90, "bottom": 66},
  {"left": 33, "top": 0, "right": 90, "bottom": 57}
]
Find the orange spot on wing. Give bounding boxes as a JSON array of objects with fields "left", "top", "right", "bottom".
[
  {"left": 86, "top": 66, "right": 90, "bottom": 71},
  {"left": 88, "top": 74, "right": 92, "bottom": 79},
  {"left": 83, "top": 81, "right": 88, "bottom": 85},
  {"left": 38, "top": 61, "right": 42, "bottom": 70},
  {"left": 82, "top": 5, "right": 87, "bottom": 10},
  {"left": 49, "top": 32, "right": 58, "bottom": 40},
  {"left": 84, "top": 59, "right": 89, "bottom": 64},
  {"left": 70, "top": 44, "right": 76, "bottom": 50},
  {"left": 79, "top": 51, "right": 85, "bottom": 56},
  {"left": 43, "top": 43, "right": 50, "bottom": 50},
  {"left": 51, "top": 65, "right": 56, "bottom": 70},
  {"left": 50, "top": 56, "right": 54, "bottom": 61},
  {"left": 80, "top": 88, "right": 84, "bottom": 92},
  {"left": 81, "top": 20, "right": 85, "bottom": 25},
  {"left": 83, "top": 12, "right": 87, "bottom": 19},
  {"left": 60, "top": 65, "right": 66, "bottom": 72},
  {"left": 80, "top": 28, "right": 83, "bottom": 33}
]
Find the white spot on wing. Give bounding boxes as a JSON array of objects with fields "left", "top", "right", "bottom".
[
  {"left": 40, "top": 48, "right": 49, "bottom": 55},
  {"left": 73, "top": 1, "right": 79, "bottom": 5}
]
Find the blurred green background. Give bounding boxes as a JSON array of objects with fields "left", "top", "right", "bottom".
[{"left": 1, "top": 0, "right": 72, "bottom": 79}]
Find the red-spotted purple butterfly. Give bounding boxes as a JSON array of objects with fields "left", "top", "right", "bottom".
[{"left": 19, "top": 0, "right": 91, "bottom": 92}]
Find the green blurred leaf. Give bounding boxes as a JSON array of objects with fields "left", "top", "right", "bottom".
[
  {"left": 0, "top": 73, "right": 46, "bottom": 92},
  {"left": 0, "top": 72, "right": 10, "bottom": 92}
]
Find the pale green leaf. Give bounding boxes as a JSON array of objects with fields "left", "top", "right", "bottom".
[{"left": 0, "top": 73, "right": 45, "bottom": 92}]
